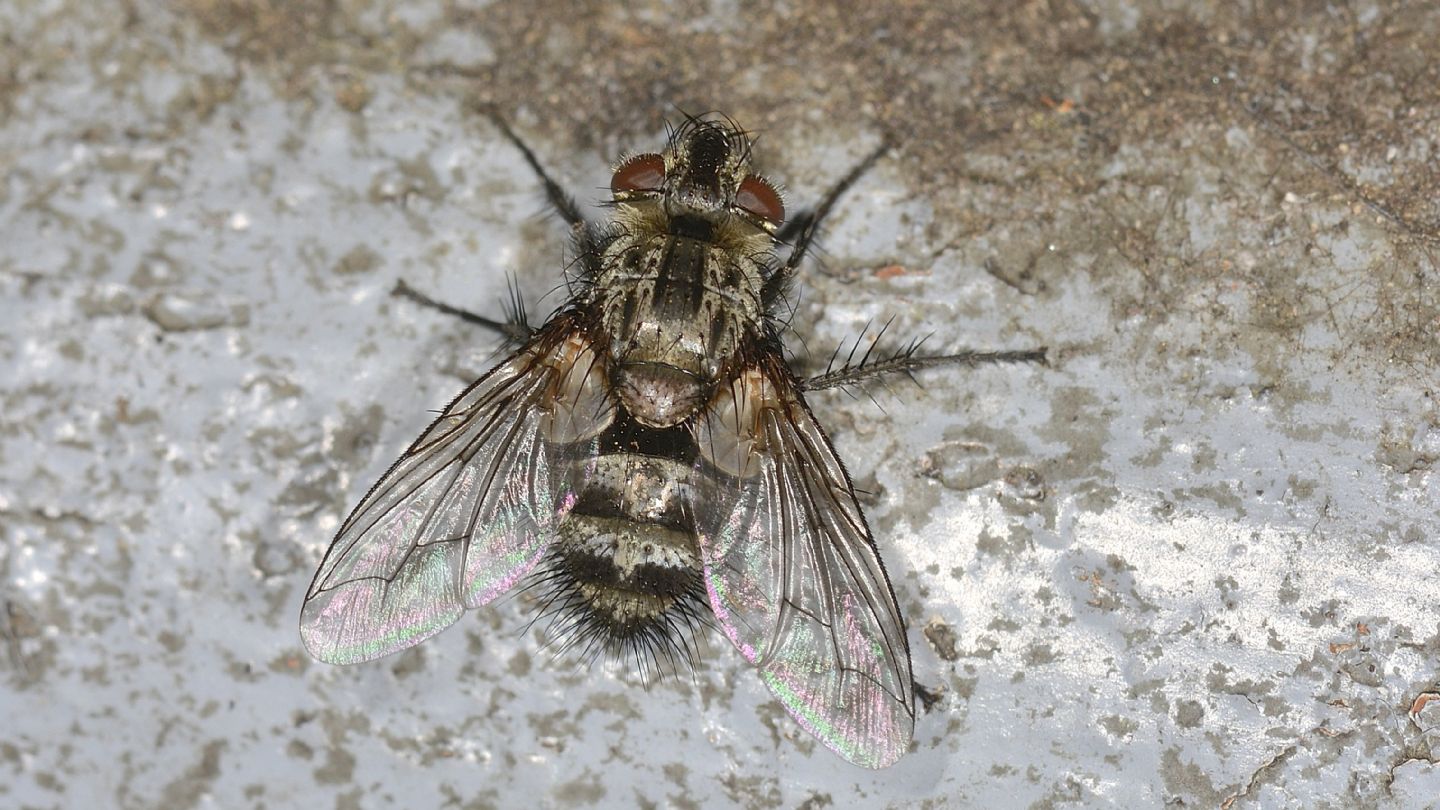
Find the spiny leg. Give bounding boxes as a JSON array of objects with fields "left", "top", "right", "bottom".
[
  {"left": 772, "top": 145, "right": 1046, "bottom": 388},
  {"left": 484, "top": 109, "right": 606, "bottom": 283},
  {"left": 801, "top": 320, "right": 1047, "bottom": 392},
  {"left": 804, "top": 345, "right": 1049, "bottom": 391},
  {"left": 391, "top": 278, "right": 533, "bottom": 345}
]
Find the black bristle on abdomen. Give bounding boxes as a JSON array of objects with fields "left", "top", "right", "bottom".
[{"left": 522, "top": 550, "right": 712, "bottom": 683}]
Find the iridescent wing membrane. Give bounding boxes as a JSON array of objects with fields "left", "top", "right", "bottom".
[
  {"left": 300, "top": 317, "right": 613, "bottom": 664},
  {"left": 694, "top": 362, "right": 915, "bottom": 769}
]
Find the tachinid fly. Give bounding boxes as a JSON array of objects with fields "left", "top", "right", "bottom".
[{"left": 300, "top": 112, "right": 1045, "bottom": 768}]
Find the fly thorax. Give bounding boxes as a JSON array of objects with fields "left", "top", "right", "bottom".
[
  {"left": 597, "top": 228, "right": 765, "bottom": 428},
  {"left": 611, "top": 320, "right": 713, "bottom": 428}
]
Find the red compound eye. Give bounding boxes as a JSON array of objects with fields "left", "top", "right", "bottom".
[
  {"left": 611, "top": 153, "right": 666, "bottom": 194},
  {"left": 736, "top": 175, "right": 784, "bottom": 224}
]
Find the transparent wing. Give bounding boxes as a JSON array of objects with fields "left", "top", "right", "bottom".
[
  {"left": 300, "top": 318, "right": 613, "bottom": 665},
  {"left": 694, "top": 363, "right": 915, "bottom": 768}
]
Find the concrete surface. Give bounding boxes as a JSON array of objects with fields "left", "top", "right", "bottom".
[{"left": 2, "top": 1, "right": 1438, "bottom": 807}]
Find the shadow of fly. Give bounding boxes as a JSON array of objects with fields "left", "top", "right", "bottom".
[{"left": 299, "top": 111, "right": 1046, "bottom": 768}]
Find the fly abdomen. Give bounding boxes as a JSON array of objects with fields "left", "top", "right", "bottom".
[
  {"left": 540, "top": 416, "right": 708, "bottom": 666},
  {"left": 555, "top": 513, "right": 697, "bottom": 627}
]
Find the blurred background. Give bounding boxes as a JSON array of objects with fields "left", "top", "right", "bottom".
[{"left": 2, "top": 1, "right": 1438, "bottom": 807}]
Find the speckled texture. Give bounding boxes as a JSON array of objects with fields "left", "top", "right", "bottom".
[{"left": 3, "top": 1, "right": 1439, "bottom": 808}]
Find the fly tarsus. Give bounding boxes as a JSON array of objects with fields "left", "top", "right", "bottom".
[
  {"left": 913, "top": 680, "right": 945, "bottom": 713},
  {"left": 391, "top": 279, "right": 534, "bottom": 344}
]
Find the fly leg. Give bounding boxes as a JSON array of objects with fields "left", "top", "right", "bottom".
[
  {"left": 762, "top": 139, "right": 891, "bottom": 307},
  {"left": 913, "top": 680, "right": 944, "bottom": 713},
  {"left": 391, "top": 276, "right": 533, "bottom": 345},
  {"left": 390, "top": 110, "right": 603, "bottom": 344},
  {"left": 485, "top": 111, "right": 591, "bottom": 233},
  {"left": 485, "top": 109, "right": 606, "bottom": 280},
  {"left": 770, "top": 144, "right": 1046, "bottom": 388},
  {"left": 773, "top": 140, "right": 891, "bottom": 271},
  {"left": 800, "top": 318, "right": 1047, "bottom": 393}
]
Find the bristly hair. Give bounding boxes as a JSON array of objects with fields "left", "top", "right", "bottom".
[
  {"left": 800, "top": 318, "right": 1050, "bottom": 395},
  {"left": 759, "top": 251, "right": 795, "bottom": 333},
  {"left": 499, "top": 272, "right": 531, "bottom": 337},
  {"left": 564, "top": 220, "right": 606, "bottom": 291},
  {"left": 517, "top": 551, "right": 713, "bottom": 685},
  {"left": 667, "top": 108, "right": 757, "bottom": 167}
]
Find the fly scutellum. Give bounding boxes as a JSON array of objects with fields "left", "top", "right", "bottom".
[{"left": 300, "top": 112, "right": 1046, "bottom": 768}]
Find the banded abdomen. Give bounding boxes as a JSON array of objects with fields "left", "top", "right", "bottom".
[{"left": 542, "top": 408, "right": 707, "bottom": 662}]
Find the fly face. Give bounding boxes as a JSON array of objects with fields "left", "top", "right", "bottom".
[
  {"left": 611, "top": 117, "right": 785, "bottom": 233},
  {"left": 300, "top": 113, "right": 1045, "bottom": 769}
]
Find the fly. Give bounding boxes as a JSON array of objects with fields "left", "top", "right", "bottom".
[{"left": 299, "top": 111, "right": 1046, "bottom": 768}]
